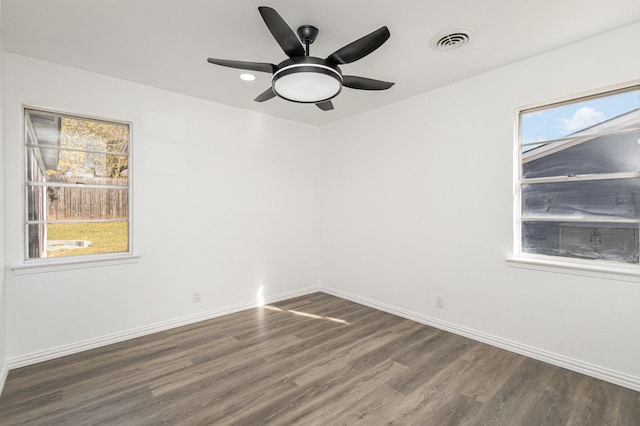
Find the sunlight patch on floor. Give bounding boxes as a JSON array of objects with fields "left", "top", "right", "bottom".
[{"left": 264, "top": 305, "right": 350, "bottom": 325}]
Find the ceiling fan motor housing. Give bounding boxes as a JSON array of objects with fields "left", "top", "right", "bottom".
[
  {"left": 297, "top": 25, "right": 319, "bottom": 45},
  {"left": 272, "top": 57, "right": 343, "bottom": 103}
]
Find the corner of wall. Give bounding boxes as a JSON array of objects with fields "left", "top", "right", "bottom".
[{"left": 0, "top": 0, "right": 9, "bottom": 396}]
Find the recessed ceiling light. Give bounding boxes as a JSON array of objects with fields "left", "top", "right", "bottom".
[
  {"left": 430, "top": 27, "right": 475, "bottom": 51},
  {"left": 240, "top": 73, "right": 256, "bottom": 81}
]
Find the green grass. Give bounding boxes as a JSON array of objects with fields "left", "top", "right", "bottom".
[{"left": 46, "top": 222, "right": 128, "bottom": 257}]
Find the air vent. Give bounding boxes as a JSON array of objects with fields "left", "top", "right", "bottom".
[{"left": 430, "top": 27, "right": 475, "bottom": 51}]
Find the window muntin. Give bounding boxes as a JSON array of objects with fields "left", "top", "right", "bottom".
[
  {"left": 25, "top": 109, "right": 130, "bottom": 260},
  {"left": 518, "top": 86, "right": 640, "bottom": 265}
]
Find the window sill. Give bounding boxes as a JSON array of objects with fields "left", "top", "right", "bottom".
[
  {"left": 505, "top": 256, "right": 640, "bottom": 282},
  {"left": 11, "top": 254, "right": 141, "bottom": 275}
]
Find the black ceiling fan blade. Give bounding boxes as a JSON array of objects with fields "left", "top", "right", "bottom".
[
  {"left": 254, "top": 88, "right": 276, "bottom": 102},
  {"left": 326, "top": 26, "right": 390, "bottom": 65},
  {"left": 207, "top": 58, "right": 276, "bottom": 74},
  {"left": 343, "top": 76, "right": 395, "bottom": 90},
  {"left": 258, "top": 6, "right": 305, "bottom": 58},
  {"left": 316, "top": 100, "right": 334, "bottom": 111}
]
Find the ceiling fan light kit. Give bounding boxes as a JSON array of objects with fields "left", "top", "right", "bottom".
[
  {"left": 207, "top": 6, "right": 394, "bottom": 111},
  {"left": 272, "top": 57, "right": 342, "bottom": 103}
]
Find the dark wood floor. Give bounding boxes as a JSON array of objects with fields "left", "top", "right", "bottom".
[{"left": 1, "top": 293, "right": 639, "bottom": 425}]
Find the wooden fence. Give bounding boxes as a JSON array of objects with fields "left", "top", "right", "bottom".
[{"left": 46, "top": 176, "right": 128, "bottom": 221}]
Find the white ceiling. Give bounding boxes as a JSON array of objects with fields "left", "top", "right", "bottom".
[{"left": 2, "top": 0, "right": 639, "bottom": 126}]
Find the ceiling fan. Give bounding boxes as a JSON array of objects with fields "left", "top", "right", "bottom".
[{"left": 207, "top": 6, "right": 394, "bottom": 111}]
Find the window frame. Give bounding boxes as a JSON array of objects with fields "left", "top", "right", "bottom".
[
  {"left": 512, "top": 81, "right": 640, "bottom": 276},
  {"left": 22, "top": 106, "right": 134, "bottom": 265}
]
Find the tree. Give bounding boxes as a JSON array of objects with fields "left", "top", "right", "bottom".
[{"left": 51, "top": 117, "right": 129, "bottom": 180}]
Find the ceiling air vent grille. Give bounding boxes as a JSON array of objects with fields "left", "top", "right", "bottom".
[{"left": 430, "top": 27, "right": 475, "bottom": 51}]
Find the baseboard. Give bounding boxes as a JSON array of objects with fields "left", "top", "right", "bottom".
[
  {"left": 7, "top": 285, "right": 320, "bottom": 370},
  {"left": 0, "top": 358, "right": 8, "bottom": 397},
  {"left": 319, "top": 286, "right": 640, "bottom": 392}
]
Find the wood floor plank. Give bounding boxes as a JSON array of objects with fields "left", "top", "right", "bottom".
[
  {"left": 1, "top": 292, "right": 638, "bottom": 425},
  {"left": 471, "top": 357, "right": 561, "bottom": 424},
  {"left": 388, "top": 332, "right": 474, "bottom": 395},
  {"left": 275, "top": 360, "right": 408, "bottom": 425},
  {"left": 565, "top": 377, "right": 622, "bottom": 426},
  {"left": 326, "top": 380, "right": 405, "bottom": 425},
  {"left": 378, "top": 342, "right": 483, "bottom": 424},
  {"left": 617, "top": 387, "right": 640, "bottom": 426},
  {"left": 458, "top": 345, "right": 527, "bottom": 404}
]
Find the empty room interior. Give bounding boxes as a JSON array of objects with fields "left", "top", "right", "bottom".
[{"left": 1, "top": 0, "right": 640, "bottom": 424}]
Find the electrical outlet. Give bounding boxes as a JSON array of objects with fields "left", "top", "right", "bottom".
[
  {"left": 436, "top": 295, "right": 444, "bottom": 309},
  {"left": 193, "top": 291, "right": 202, "bottom": 303}
]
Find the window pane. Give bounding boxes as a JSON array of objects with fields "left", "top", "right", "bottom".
[
  {"left": 59, "top": 116, "right": 129, "bottom": 154},
  {"left": 26, "top": 145, "right": 45, "bottom": 182},
  {"left": 521, "top": 89, "right": 639, "bottom": 144},
  {"left": 27, "top": 224, "right": 46, "bottom": 259},
  {"left": 43, "top": 186, "right": 128, "bottom": 221},
  {"left": 522, "top": 221, "right": 639, "bottom": 263},
  {"left": 26, "top": 185, "right": 46, "bottom": 222},
  {"left": 522, "top": 130, "right": 640, "bottom": 178},
  {"left": 37, "top": 147, "right": 128, "bottom": 182},
  {"left": 45, "top": 222, "right": 129, "bottom": 258},
  {"left": 522, "top": 178, "right": 640, "bottom": 220}
]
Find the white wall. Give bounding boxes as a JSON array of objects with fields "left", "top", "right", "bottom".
[
  {"left": 0, "top": 0, "right": 8, "bottom": 391},
  {"left": 320, "top": 22, "right": 640, "bottom": 383},
  {"left": 4, "top": 54, "right": 321, "bottom": 358}
]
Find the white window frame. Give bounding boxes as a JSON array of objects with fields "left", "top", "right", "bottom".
[
  {"left": 20, "top": 106, "right": 136, "bottom": 269},
  {"left": 509, "top": 81, "right": 640, "bottom": 280}
]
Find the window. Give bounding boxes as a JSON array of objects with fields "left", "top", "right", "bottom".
[
  {"left": 25, "top": 108, "right": 131, "bottom": 260},
  {"left": 517, "top": 85, "right": 640, "bottom": 265}
]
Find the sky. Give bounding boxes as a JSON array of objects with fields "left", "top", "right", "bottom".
[{"left": 521, "top": 88, "right": 639, "bottom": 145}]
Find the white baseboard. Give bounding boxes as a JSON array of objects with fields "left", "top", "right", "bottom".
[
  {"left": 319, "top": 286, "right": 640, "bottom": 392},
  {"left": 0, "top": 359, "right": 8, "bottom": 397},
  {"left": 7, "top": 285, "right": 320, "bottom": 370}
]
